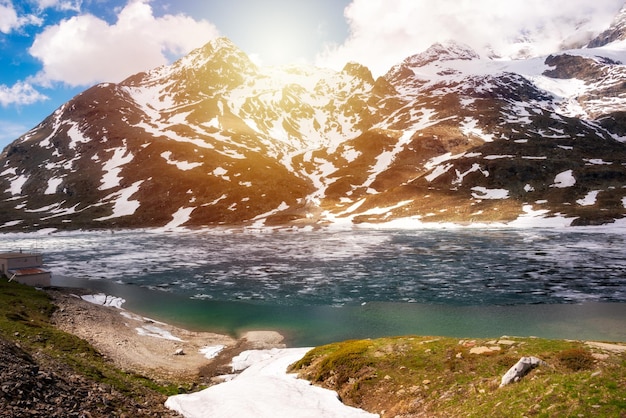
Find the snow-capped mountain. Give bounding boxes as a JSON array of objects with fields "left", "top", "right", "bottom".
[
  {"left": 588, "top": 4, "right": 626, "bottom": 48},
  {"left": 1, "top": 17, "right": 626, "bottom": 230}
]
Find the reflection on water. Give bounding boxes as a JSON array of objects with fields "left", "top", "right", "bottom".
[{"left": 3, "top": 228, "right": 626, "bottom": 344}]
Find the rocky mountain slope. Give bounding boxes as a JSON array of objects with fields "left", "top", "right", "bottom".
[{"left": 1, "top": 9, "right": 626, "bottom": 230}]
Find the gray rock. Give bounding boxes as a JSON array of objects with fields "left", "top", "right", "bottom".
[{"left": 500, "top": 356, "right": 547, "bottom": 387}]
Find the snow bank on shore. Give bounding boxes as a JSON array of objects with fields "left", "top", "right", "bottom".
[
  {"left": 80, "top": 293, "right": 125, "bottom": 309},
  {"left": 165, "top": 347, "right": 379, "bottom": 418}
]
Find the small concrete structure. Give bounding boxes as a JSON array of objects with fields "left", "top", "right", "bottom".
[{"left": 0, "top": 251, "right": 51, "bottom": 287}]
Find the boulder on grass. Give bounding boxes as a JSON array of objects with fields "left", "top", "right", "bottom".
[{"left": 500, "top": 356, "right": 547, "bottom": 387}]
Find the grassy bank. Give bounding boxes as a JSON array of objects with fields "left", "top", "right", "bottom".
[
  {"left": 290, "top": 335, "right": 626, "bottom": 417},
  {"left": 0, "top": 278, "right": 191, "bottom": 415}
]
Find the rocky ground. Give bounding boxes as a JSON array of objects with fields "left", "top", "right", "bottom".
[
  {"left": 48, "top": 289, "right": 285, "bottom": 383},
  {"left": 0, "top": 334, "right": 181, "bottom": 417},
  {"left": 0, "top": 286, "right": 286, "bottom": 417}
]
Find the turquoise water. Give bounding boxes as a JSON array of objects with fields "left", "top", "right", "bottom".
[
  {"left": 3, "top": 228, "right": 626, "bottom": 345},
  {"left": 51, "top": 276, "right": 626, "bottom": 345}
]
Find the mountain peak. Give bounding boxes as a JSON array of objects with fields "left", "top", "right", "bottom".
[
  {"left": 1, "top": 33, "right": 625, "bottom": 231},
  {"left": 127, "top": 36, "right": 258, "bottom": 90},
  {"left": 182, "top": 36, "right": 257, "bottom": 73},
  {"left": 341, "top": 62, "right": 375, "bottom": 84},
  {"left": 404, "top": 41, "right": 481, "bottom": 67},
  {"left": 383, "top": 40, "right": 480, "bottom": 84},
  {"left": 588, "top": 4, "right": 626, "bottom": 48}
]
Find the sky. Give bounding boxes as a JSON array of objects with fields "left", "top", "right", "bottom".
[{"left": 0, "top": 0, "right": 624, "bottom": 149}]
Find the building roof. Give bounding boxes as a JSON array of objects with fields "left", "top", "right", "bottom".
[
  {"left": 8, "top": 268, "right": 50, "bottom": 276},
  {"left": 0, "top": 252, "right": 42, "bottom": 259}
]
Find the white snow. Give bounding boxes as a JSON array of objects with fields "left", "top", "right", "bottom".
[
  {"left": 99, "top": 145, "right": 134, "bottom": 191},
  {"left": 207, "top": 194, "right": 228, "bottom": 206},
  {"left": 199, "top": 346, "right": 225, "bottom": 360},
  {"left": 162, "top": 207, "right": 195, "bottom": 230},
  {"left": 165, "top": 347, "right": 378, "bottom": 418},
  {"left": 424, "top": 152, "right": 464, "bottom": 170},
  {"left": 66, "top": 123, "right": 92, "bottom": 150},
  {"left": 584, "top": 159, "right": 612, "bottom": 165},
  {"left": 203, "top": 117, "right": 220, "bottom": 129},
  {"left": 7, "top": 174, "right": 28, "bottom": 196},
  {"left": 425, "top": 163, "right": 453, "bottom": 182},
  {"left": 161, "top": 151, "right": 203, "bottom": 171},
  {"left": 40, "top": 203, "right": 82, "bottom": 220},
  {"left": 342, "top": 147, "right": 361, "bottom": 163},
  {"left": 80, "top": 293, "right": 125, "bottom": 309},
  {"left": 453, "top": 163, "right": 489, "bottom": 185},
  {"left": 358, "top": 200, "right": 413, "bottom": 217},
  {"left": 551, "top": 170, "right": 576, "bottom": 188},
  {"left": 0, "top": 220, "right": 23, "bottom": 228},
  {"left": 342, "top": 198, "right": 367, "bottom": 214},
  {"left": 507, "top": 205, "right": 574, "bottom": 228},
  {"left": 471, "top": 186, "right": 509, "bottom": 200},
  {"left": 248, "top": 201, "right": 290, "bottom": 228},
  {"left": 0, "top": 167, "right": 16, "bottom": 177},
  {"left": 215, "top": 148, "right": 247, "bottom": 160},
  {"left": 576, "top": 190, "right": 600, "bottom": 206},
  {"left": 460, "top": 117, "right": 494, "bottom": 142},
  {"left": 136, "top": 324, "right": 183, "bottom": 341},
  {"left": 94, "top": 180, "right": 143, "bottom": 221},
  {"left": 212, "top": 167, "right": 230, "bottom": 181},
  {"left": 483, "top": 155, "right": 514, "bottom": 160},
  {"left": 363, "top": 129, "right": 416, "bottom": 191},
  {"left": 45, "top": 177, "right": 63, "bottom": 195}
]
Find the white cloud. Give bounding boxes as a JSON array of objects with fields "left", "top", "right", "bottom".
[
  {"left": 317, "top": 0, "right": 624, "bottom": 76},
  {"left": 0, "top": 0, "right": 42, "bottom": 33},
  {"left": 35, "top": 0, "right": 81, "bottom": 12},
  {"left": 29, "top": 0, "right": 220, "bottom": 86},
  {"left": 0, "top": 81, "right": 48, "bottom": 107}
]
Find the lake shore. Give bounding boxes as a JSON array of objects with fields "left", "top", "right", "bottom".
[
  {"left": 43, "top": 286, "right": 626, "bottom": 418},
  {"left": 45, "top": 287, "right": 383, "bottom": 417},
  {"left": 46, "top": 288, "right": 287, "bottom": 383}
]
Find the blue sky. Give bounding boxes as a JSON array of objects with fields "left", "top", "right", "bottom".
[{"left": 0, "top": 0, "right": 623, "bottom": 148}]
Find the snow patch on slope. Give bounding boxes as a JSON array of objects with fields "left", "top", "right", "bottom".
[
  {"left": 551, "top": 170, "right": 576, "bottom": 188},
  {"left": 161, "top": 151, "right": 203, "bottom": 171},
  {"left": 165, "top": 347, "right": 378, "bottom": 418},
  {"left": 95, "top": 180, "right": 143, "bottom": 221},
  {"left": 99, "top": 145, "right": 134, "bottom": 191},
  {"left": 161, "top": 207, "right": 195, "bottom": 230}
]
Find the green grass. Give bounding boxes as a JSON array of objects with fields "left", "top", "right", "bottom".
[
  {"left": 0, "top": 278, "right": 185, "bottom": 397},
  {"left": 290, "top": 336, "right": 626, "bottom": 417}
]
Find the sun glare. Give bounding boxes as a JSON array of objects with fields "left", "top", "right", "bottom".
[
  {"left": 233, "top": 4, "right": 323, "bottom": 68},
  {"left": 251, "top": 21, "right": 310, "bottom": 67}
]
